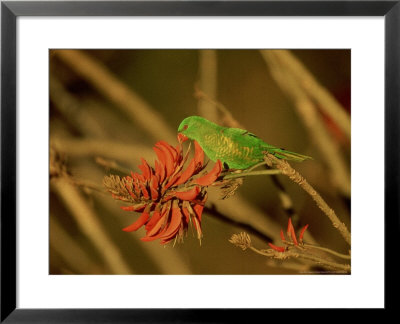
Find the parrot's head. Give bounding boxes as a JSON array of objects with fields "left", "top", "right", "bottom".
[{"left": 177, "top": 116, "right": 208, "bottom": 142}]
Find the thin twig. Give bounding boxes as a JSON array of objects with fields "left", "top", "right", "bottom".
[
  {"left": 281, "top": 240, "right": 351, "bottom": 260},
  {"left": 303, "top": 243, "right": 351, "bottom": 260},
  {"left": 265, "top": 154, "right": 351, "bottom": 245},
  {"left": 246, "top": 161, "right": 270, "bottom": 172},
  {"left": 222, "top": 169, "right": 281, "bottom": 180},
  {"left": 292, "top": 251, "right": 350, "bottom": 272},
  {"left": 249, "top": 247, "right": 349, "bottom": 272},
  {"left": 230, "top": 232, "right": 349, "bottom": 273}
]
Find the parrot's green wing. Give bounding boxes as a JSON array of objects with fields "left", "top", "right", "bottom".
[
  {"left": 222, "top": 127, "right": 256, "bottom": 137},
  {"left": 222, "top": 127, "right": 275, "bottom": 148},
  {"left": 222, "top": 127, "right": 312, "bottom": 162}
]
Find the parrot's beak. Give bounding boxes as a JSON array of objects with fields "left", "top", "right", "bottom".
[{"left": 177, "top": 133, "right": 189, "bottom": 143}]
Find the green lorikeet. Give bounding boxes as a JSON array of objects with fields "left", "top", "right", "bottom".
[{"left": 177, "top": 116, "right": 311, "bottom": 169}]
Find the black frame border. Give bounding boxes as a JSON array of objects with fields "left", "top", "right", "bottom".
[{"left": 1, "top": 1, "right": 398, "bottom": 322}]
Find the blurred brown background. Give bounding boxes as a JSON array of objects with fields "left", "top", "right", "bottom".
[{"left": 49, "top": 49, "right": 350, "bottom": 274}]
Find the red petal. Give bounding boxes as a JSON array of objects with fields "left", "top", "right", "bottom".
[
  {"left": 138, "top": 158, "right": 152, "bottom": 181},
  {"left": 140, "top": 235, "right": 160, "bottom": 242},
  {"left": 158, "top": 207, "right": 182, "bottom": 240},
  {"left": 154, "top": 160, "right": 165, "bottom": 184},
  {"left": 182, "top": 207, "right": 190, "bottom": 223},
  {"left": 193, "top": 204, "right": 204, "bottom": 222},
  {"left": 287, "top": 217, "right": 293, "bottom": 233},
  {"left": 287, "top": 217, "right": 293, "bottom": 235},
  {"left": 124, "top": 175, "right": 133, "bottom": 182},
  {"left": 179, "top": 142, "right": 192, "bottom": 168},
  {"left": 280, "top": 229, "right": 286, "bottom": 241},
  {"left": 194, "top": 141, "right": 204, "bottom": 168},
  {"left": 120, "top": 206, "right": 136, "bottom": 211},
  {"left": 268, "top": 242, "right": 285, "bottom": 252},
  {"left": 132, "top": 177, "right": 140, "bottom": 194},
  {"left": 161, "top": 195, "right": 175, "bottom": 202},
  {"left": 299, "top": 224, "right": 309, "bottom": 242},
  {"left": 172, "top": 186, "right": 200, "bottom": 201},
  {"left": 158, "top": 141, "right": 178, "bottom": 161},
  {"left": 111, "top": 193, "right": 124, "bottom": 201},
  {"left": 287, "top": 218, "right": 298, "bottom": 246},
  {"left": 145, "top": 209, "right": 162, "bottom": 231},
  {"left": 162, "top": 173, "right": 181, "bottom": 192},
  {"left": 144, "top": 203, "right": 182, "bottom": 242},
  {"left": 154, "top": 146, "right": 167, "bottom": 174},
  {"left": 146, "top": 217, "right": 165, "bottom": 237},
  {"left": 178, "top": 133, "right": 189, "bottom": 143},
  {"left": 156, "top": 143, "right": 175, "bottom": 177},
  {"left": 122, "top": 210, "right": 150, "bottom": 232},
  {"left": 139, "top": 183, "right": 150, "bottom": 200},
  {"left": 150, "top": 175, "right": 159, "bottom": 200},
  {"left": 175, "top": 144, "right": 183, "bottom": 163},
  {"left": 120, "top": 204, "right": 146, "bottom": 212},
  {"left": 125, "top": 183, "right": 137, "bottom": 199},
  {"left": 174, "top": 159, "right": 196, "bottom": 186},
  {"left": 159, "top": 235, "right": 178, "bottom": 244},
  {"left": 147, "top": 201, "right": 171, "bottom": 237},
  {"left": 194, "top": 160, "right": 222, "bottom": 186}
]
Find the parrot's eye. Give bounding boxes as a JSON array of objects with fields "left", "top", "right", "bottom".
[{"left": 183, "top": 125, "right": 188, "bottom": 130}]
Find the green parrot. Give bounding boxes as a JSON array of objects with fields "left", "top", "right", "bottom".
[{"left": 177, "top": 116, "right": 311, "bottom": 169}]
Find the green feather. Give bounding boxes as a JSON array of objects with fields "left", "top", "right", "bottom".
[{"left": 178, "top": 116, "right": 312, "bottom": 169}]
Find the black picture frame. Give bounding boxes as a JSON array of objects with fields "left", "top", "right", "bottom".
[{"left": 1, "top": 0, "right": 398, "bottom": 321}]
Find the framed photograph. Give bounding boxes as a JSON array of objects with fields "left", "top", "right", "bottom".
[{"left": 1, "top": 0, "right": 397, "bottom": 321}]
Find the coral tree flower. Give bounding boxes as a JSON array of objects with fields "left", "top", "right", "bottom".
[
  {"left": 268, "top": 218, "right": 309, "bottom": 252},
  {"left": 104, "top": 136, "right": 222, "bottom": 245}
]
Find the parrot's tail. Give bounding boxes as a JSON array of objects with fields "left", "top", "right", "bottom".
[{"left": 266, "top": 148, "right": 312, "bottom": 162}]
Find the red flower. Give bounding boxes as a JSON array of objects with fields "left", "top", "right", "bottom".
[
  {"left": 104, "top": 136, "right": 222, "bottom": 244},
  {"left": 268, "top": 218, "right": 309, "bottom": 252}
]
